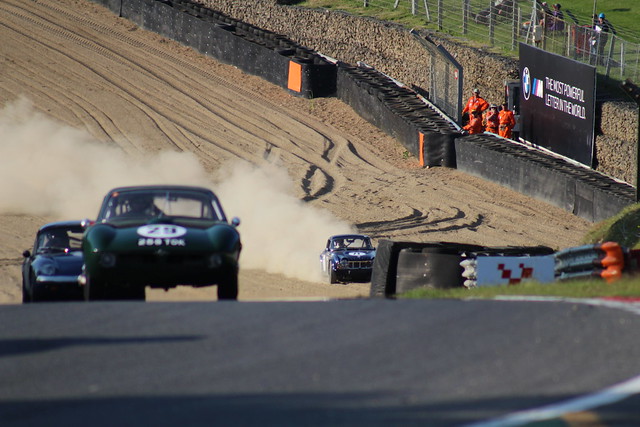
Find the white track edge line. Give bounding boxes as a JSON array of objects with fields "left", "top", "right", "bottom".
[{"left": 464, "top": 295, "right": 640, "bottom": 426}]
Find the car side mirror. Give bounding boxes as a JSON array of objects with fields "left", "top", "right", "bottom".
[
  {"left": 22, "top": 250, "right": 31, "bottom": 258},
  {"left": 231, "top": 217, "right": 240, "bottom": 227}
]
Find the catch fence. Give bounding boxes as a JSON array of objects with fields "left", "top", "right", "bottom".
[{"left": 351, "top": 0, "right": 640, "bottom": 82}]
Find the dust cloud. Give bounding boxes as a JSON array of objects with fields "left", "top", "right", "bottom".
[
  {"left": 0, "top": 97, "right": 209, "bottom": 219},
  {"left": 215, "top": 160, "right": 354, "bottom": 282},
  {"left": 0, "top": 97, "right": 353, "bottom": 282}
]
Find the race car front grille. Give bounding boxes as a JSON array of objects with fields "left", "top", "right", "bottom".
[
  {"left": 347, "top": 260, "right": 373, "bottom": 269},
  {"left": 121, "top": 253, "right": 206, "bottom": 266}
]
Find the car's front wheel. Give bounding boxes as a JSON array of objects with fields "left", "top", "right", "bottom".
[
  {"left": 217, "top": 272, "right": 238, "bottom": 301},
  {"left": 22, "top": 278, "right": 31, "bottom": 304},
  {"left": 84, "top": 274, "right": 107, "bottom": 301},
  {"left": 329, "top": 268, "right": 338, "bottom": 284}
]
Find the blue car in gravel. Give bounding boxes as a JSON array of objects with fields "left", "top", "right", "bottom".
[{"left": 320, "top": 234, "right": 376, "bottom": 284}]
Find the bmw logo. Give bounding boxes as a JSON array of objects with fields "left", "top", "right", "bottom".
[{"left": 522, "top": 67, "right": 531, "bottom": 101}]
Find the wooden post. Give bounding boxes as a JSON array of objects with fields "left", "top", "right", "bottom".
[
  {"left": 462, "top": 0, "right": 469, "bottom": 35},
  {"left": 489, "top": 1, "right": 495, "bottom": 46},
  {"left": 511, "top": 3, "right": 518, "bottom": 50}
]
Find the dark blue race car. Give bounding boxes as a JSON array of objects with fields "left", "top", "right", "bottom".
[
  {"left": 320, "top": 234, "right": 376, "bottom": 284},
  {"left": 22, "top": 221, "right": 85, "bottom": 302}
]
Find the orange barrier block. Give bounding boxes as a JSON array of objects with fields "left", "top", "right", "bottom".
[
  {"left": 419, "top": 132, "right": 425, "bottom": 167},
  {"left": 287, "top": 61, "right": 302, "bottom": 93},
  {"left": 600, "top": 241, "right": 624, "bottom": 283}
]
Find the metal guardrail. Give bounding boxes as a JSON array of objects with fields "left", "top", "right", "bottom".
[{"left": 354, "top": 0, "right": 640, "bottom": 82}]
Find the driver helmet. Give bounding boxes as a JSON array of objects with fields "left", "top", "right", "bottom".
[
  {"left": 44, "top": 230, "right": 69, "bottom": 248},
  {"left": 126, "top": 194, "right": 154, "bottom": 213}
]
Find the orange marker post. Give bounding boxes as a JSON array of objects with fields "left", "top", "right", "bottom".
[{"left": 287, "top": 61, "right": 302, "bottom": 93}]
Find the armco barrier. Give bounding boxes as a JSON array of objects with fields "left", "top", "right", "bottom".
[
  {"left": 337, "top": 62, "right": 460, "bottom": 167},
  {"left": 554, "top": 242, "right": 624, "bottom": 283},
  {"left": 455, "top": 133, "right": 635, "bottom": 222}
]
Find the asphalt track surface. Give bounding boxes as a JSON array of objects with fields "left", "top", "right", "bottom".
[{"left": 2, "top": 298, "right": 640, "bottom": 426}]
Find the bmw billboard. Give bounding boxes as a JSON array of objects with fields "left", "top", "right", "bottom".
[{"left": 519, "top": 43, "right": 596, "bottom": 166}]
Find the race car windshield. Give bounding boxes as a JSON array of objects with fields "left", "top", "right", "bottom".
[
  {"left": 333, "top": 237, "right": 373, "bottom": 249},
  {"left": 103, "top": 191, "right": 225, "bottom": 221},
  {"left": 36, "top": 228, "right": 84, "bottom": 253}
]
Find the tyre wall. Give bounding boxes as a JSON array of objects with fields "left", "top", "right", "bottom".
[
  {"left": 371, "top": 240, "right": 554, "bottom": 297},
  {"left": 96, "top": 0, "right": 337, "bottom": 98},
  {"left": 455, "top": 133, "right": 635, "bottom": 222},
  {"left": 336, "top": 62, "right": 459, "bottom": 166}
]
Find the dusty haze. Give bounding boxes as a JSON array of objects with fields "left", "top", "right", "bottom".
[{"left": 0, "top": 97, "right": 353, "bottom": 283}]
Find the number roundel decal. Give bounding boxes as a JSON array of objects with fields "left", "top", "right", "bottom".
[{"left": 137, "top": 224, "right": 187, "bottom": 238}]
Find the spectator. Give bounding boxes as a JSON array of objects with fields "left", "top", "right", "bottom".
[
  {"left": 548, "top": 3, "right": 564, "bottom": 32},
  {"left": 463, "top": 110, "right": 484, "bottom": 135},
  {"left": 483, "top": 104, "right": 499, "bottom": 134},
  {"left": 498, "top": 102, "right": 516, "bottom": 139},
  {"left": 461, "top": 88, "right": 489, "bottom": 124},
  {"left": 538, "top": 2, "right": 551, "bottom": 27},
  {"left": 590, "top": 13, "right": 616, "bottom": 65}
]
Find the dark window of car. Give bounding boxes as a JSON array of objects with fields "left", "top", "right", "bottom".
[
  {"left": 36, "top": 227, "right": 83, "bottom": 252},
  {"left": 101, "top": 190, "right": 224, "bottom": 221}
]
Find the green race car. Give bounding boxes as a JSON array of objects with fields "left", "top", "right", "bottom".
[{"left": 80, "top": 185, "right": 241, "bottom": 301}]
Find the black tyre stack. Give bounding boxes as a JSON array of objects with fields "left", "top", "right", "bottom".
[{"left": 371, "top": 240, "right": 556, "bottom": 298}]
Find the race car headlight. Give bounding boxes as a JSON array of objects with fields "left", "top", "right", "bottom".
[
  {"left": 339, "top": 258, "right": 349, "bottom": 268},
  {"left": 40, "top": 264, "right": 56, "bottom": 275},
  {"left": 99, "top": 252, "right": 116, "bottom": 268}
]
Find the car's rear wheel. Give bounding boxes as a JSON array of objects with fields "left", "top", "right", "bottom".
[
  {"left": 217, "top": 272, "right": 238, "bottom": 300},
  {"left": 112, "top": 285, "right": 146, "bottom": 301}
]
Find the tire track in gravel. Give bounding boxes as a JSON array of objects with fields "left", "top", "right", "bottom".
[
  {"left": 8, "top": 0, "right": 315, "bottom": 146},
  {"left": 2, "top": 0, "right": 361, "bottom": 202},
  {"left": 23, "top": 0, "right": 393, "bottom": 183},
  {"left": 0, "top": 45, "right": 137, "bottom": 153},
  {"left": 2, "top": 1, "right": 247, "bottom": 158}
]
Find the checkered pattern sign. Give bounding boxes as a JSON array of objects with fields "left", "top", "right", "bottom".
[{"left": 475, "top": 255, "right": 555, "bottom": 287}]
